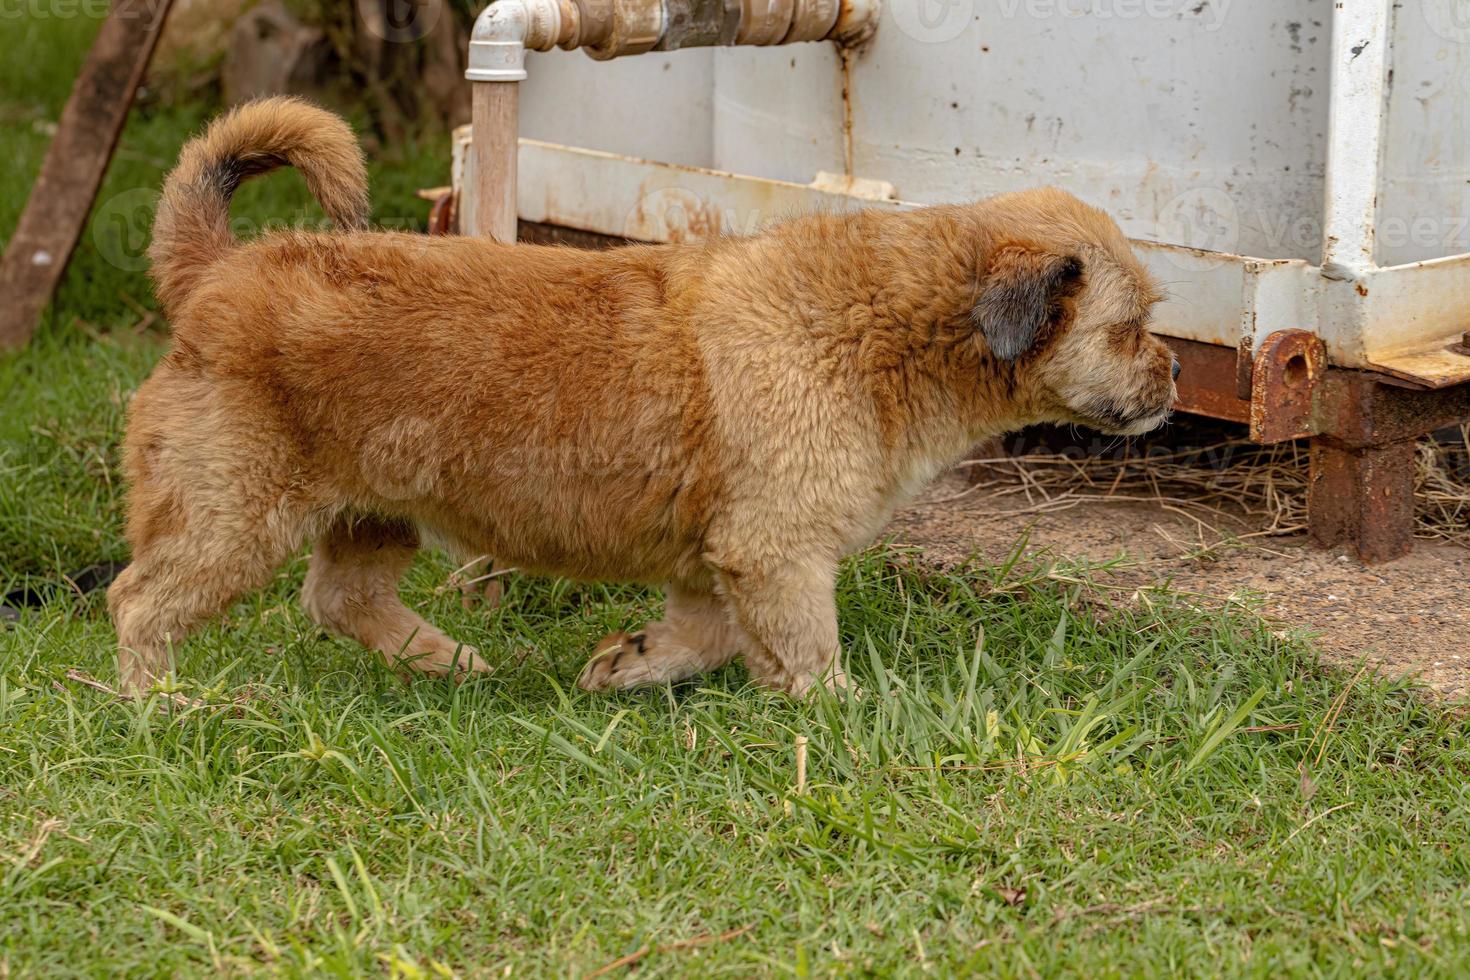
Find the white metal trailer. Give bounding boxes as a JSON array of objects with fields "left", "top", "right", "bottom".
[{"left": 446, "top": 0, "right": 1470, "bottom": 559}]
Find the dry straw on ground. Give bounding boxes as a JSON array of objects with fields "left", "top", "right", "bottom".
[{"left": 950, "top": 425, "right": 1470, "bottom": 549}]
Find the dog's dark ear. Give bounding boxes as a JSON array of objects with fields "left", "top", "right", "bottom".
[{"left": 972, "top": 247, "right": 1085, "bottom": 362}]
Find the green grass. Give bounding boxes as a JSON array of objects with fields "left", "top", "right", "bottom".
[{"left": 3, "top": 9, "right": 1470, "bottom": 978}]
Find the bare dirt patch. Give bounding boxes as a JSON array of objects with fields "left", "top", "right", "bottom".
[{"left": 889, "top": 468, "right": 1470, "bottom": 701}]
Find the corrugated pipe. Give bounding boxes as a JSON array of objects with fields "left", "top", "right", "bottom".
[{"left": 465, "top": 0, "right": 881, "bottom": 242}]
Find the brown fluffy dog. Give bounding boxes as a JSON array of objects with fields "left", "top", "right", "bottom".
[{"left": 108, "top": 97, "right": 1177, "bottom": 697}]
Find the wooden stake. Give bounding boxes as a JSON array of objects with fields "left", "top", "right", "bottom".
[
  {"left": 0, "top": 0, "right": 176, "bottom": 348},
  {"left": 470, "top": 81, "right": 519, "bottom": 243}
]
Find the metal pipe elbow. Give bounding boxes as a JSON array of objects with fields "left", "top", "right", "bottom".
[
  {"left": 467, "top": 0, "right": 566, "bottom": 82},
  {"left": 827, "top": 0, "right": 879, "bottom": 46},
  {"left": 468, "top": 0, "right": 881, "bottom": 78}
]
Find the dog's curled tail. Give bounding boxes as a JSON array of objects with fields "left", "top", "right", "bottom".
[{"left": 149, "top": 96, "right": 369, "bottom": 311}]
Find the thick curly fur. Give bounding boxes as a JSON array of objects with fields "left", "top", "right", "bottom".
[{"left": 110, "top": 97, "right": 1176, "bottom": 697}]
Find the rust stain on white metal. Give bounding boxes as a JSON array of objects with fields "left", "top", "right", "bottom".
[{"left": 839, "top": 45, "right": 854, "bottom": 178}]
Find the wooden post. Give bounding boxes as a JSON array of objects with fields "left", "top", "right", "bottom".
[
  {"left": 470, "top": 80, "right": 519, "bottom": 244},
  {"left": 0, "top": 0, "right": 175, "bottom": 348}
]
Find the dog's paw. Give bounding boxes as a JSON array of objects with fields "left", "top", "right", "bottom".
[
  {"left": 390, "top": 639, "right": 492, "bottom": 680},
  {"left": 823, "top": 668, "right": 863, "bottom": 701},
  {"left": 579, "top": 626, "right": 723, "bottom": 692},
  {"left": 577, "top": 631, "right": 658, "bottom": 691}
]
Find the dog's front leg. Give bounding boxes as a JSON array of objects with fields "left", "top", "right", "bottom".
[{"left": 714, "top": 556, "right": 847, "bottom": 697}]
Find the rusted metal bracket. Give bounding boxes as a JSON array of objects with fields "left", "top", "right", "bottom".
[
  {"left": 0, "top": 0, "right": 174, "bottom": 349},
  {"left": 1307, "top": 373, "right": 1470, "bottom": 563},
  {"left": 1175, "top": 331, "right": 1327, "bottom": 443},
  {"left": 427, "top": 190, "right": 457, "bottom": 236},
  {"left": 1167, "top": 330, "right": 1468, "bottom": 563},
  {"left": 1249, "top": 330, "right": 1326, "bottom": 444}
]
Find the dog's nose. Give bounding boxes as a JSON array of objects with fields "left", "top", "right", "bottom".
[{"left": 1171, "top": 356, "right": 1182, "bottom": 382}]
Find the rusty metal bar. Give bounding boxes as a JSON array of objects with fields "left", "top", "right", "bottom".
[
  {"left": 0, "top": 0, "right": 175, "bottom": 349},
  {"left": 1306, "top": 371, "right": 1470, "bottom": 562},
  {"left": 1309, "top": 440, "right": 1416, "bottom": 564},
  {"left": 1169, "top": 337, "right": 1251, "bottom": 424},
  {"left": 1313, "top": 371, "right": 1470, "bottom": 449}
]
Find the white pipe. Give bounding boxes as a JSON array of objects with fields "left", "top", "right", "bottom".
[
  {"left": 467, "top": 0, "right": 565, "bottom": 81},
  {"left": 466, "top": 0, "right": 567, "bottom": 242},
  {"left": 829, "top": 0, "right": 878, "bottom": 45},
  {"left": 464, "top": 0, "right": 882, "bottom": 238},
  {"left": 1320, "top": 0, "right": 1393, "bottom": 280}
]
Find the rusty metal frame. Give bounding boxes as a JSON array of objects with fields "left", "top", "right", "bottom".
[{"left": 1172, "top": 333, "right": 1470, "bottom": 563}]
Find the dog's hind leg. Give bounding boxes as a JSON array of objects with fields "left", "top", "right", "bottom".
[
  {"left": 578, "top": 584, "right": 745, "bottom": 691},
  {"left": 302, "top": 516, "right": 489, "bottom": 678},
  {"left": 108, "top": 476, "right": 314, "bottom": 697}
]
